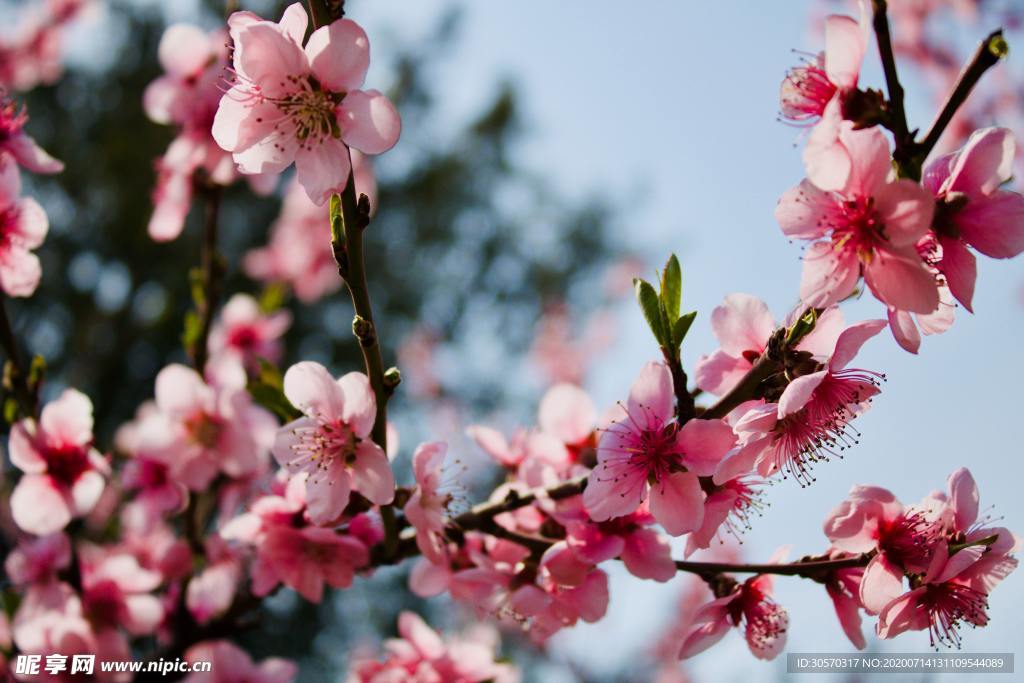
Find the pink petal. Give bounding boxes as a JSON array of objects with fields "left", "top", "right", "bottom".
[
  {"left": 70, "top": 470, "right": 105, "bottom": 516},
  {"left": 8, "top": 422, "right": 45, "bottom": 473},
  {"left": 11, "top": 475, "right": 72, "bottom": 535},
  {"left": 306, "top": 20, "right": 370, "bottom": 92},
  {"left": 283, "top": 361, "right": 345, "bottom": 419},
  {"left": 955, "top": 190, "right": 1024, "bottom": 258},
  {"left": 800, "top": 241, "right": 860, "bottom": 309},
  {"left": 295, "top": 135, "right": 352, "bottom": 206},
  {"left": 777, "top": 369, "right": 827, "bottom": 417},
  {"left": 649, "top": 471, "right": 705, "bottom": 536},
  {"left": 277, "top": 2, "right": 309, "bottom": 45},
  {"left": 211, "top": 87, "right": 283, "bottom": 153},
  {"left": 877, "top": 587, "right": 926, "bottom": 639},
  {"left": 305, "top": 460, "right": 351, "bottom": 525},
  {"left": 947, "top": 467, "right": 979, "bottom": 531},
  {"left": 829, "top": 319, "right": 887, "bottom": 370},
  {"left": 4, "top": 134, "right": 64, "bottom": 174},
  {"left": 157, "top": 24, "right": 212, "bottom": 78},
  {"left": 339, "top": 90, "right": 401, "bottom": 155},
  {"left": 0, "top": 247, "right": 41, "bottom": 297},
  {"left": 676, "top": 418, "right": 736, "bottom": 476},
  {"left": 235, "top": 23, "right": 308, "bottom": 98},
  {"left": 538, "top": 383, "right": 596, "bottom": 445},
  {"left": 626, "top": 361, "right": 674, "bottom": 430},
  {"left": 337, "top": 371, "right": 376, "bottom": 438},
  {"left": 938, "top": 236, "right": 976, "bottom": 312},
  {"left": 412, "top": 441, "right": 447, "bottom": 486},
  {"left": 12, "top": 198, "right": 46, "bottom": 249},
  {"left": 694, "top": 350, "right": 750, "bottom": 397},
  {"left": 827, "top": 582, "right": 866, "bottom": 650},
  {"left": 409, "top": 558, "right": 450, "bottom": 597},
  {"left": 863, "top": 248, "right": 939, "bottom": 314},
  {"left": 566, "top": 522, "right": 625, "bottom": 564},
  {"left": 887, "top": 307, "right": 921, "bottom": 354},
  {"left": 840, "top": 124, "right": 893, "bottom": 197},
  {"left": 710, "top": 293, "right": 776, "bottom": 356},
  {"left": 713, "top": 437, "right": 768, "bottom": 485},
  {"left": 40, "top": 389, "right": 94, "bottom": 447},
  {"left": 859, "top": 554, "right": 905, "bottom": 615},
  {"left": 947, "top": 126, "right": 1015, "bottom": 196},
  {"left": 679, "top": 617, "right": 731, "bottom": 659},
  {"left": 824, "top": 14, "right": 864, "bottom": 89},
  {"left": 873, "top": 179, "right": 934, "bottom": 247},
  {"left": 804, "top": 99, "right": 851, "bottom": 192},
  {"left": 351, "top": 441, "right": 394, "bottom": 505},
  {"left": 621, "top": 528, "right": 675, "bottom": 582},
  {"left": 582, "top": 465, "right": 646, "bottom": 523},
  {"left": 775, "top": 180, "right": 836, "bottom": 240}
]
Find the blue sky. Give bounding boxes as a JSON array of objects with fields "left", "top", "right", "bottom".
[{"left": 349, "top": 1, "right": 1024, "bottom": 680}]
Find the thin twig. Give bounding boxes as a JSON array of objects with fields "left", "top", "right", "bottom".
[
  {"left": 871, "top": 0, "right": 912, "bottom": 161},
  {"left": 187, "top": 187, "right": 224, "bottom": 372},
  {"left": 915, "top": 29, "right": 1007, "bottom": 163},
  {"left": 0, "top": 297, "right": 36, "bottom": 419}
]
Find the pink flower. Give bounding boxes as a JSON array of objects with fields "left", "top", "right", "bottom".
[
  {"left": 208, "top": 293, "right": 292, "bottom": 370},
  {"left": 12, "top": 583, "right": 97, "bottom": 679},
  {"left": 563, "top": 506, "right": 676, "bottom": 582},
  {"left": 714, "top": 319, "right": 885, "bottom": 486},
  {"left": 404, "top": 441, "right": 456, "bottom": 563},
  {"left": 0, "top": 156, "right": 48, "bottom": 297},
  {"left": 679, "top": 572, "right": 789, "bottom": 660},
  {"left": 144, "top": 24, "right": 276, "bottom": 241},
  {"left": 4, "top": 533, "right": 71, "bottom": 586},
  {"left": 212, "top": 4, "right": 401, "bottom": 205},
  {"left": 273, "top": 361, "right": 394, "bottom": 524},
  {"left": 185, "top": 536, "right": 242, "bottom": 625},
  {"left": 694, "top": 294, "right": 844, "bottom": 396},
  {"left": 78, "top": 546, "right": 164, "bottom": 638},
  {"left": 9, "top": 389, "right": 108, "bottom": 535},
  {"left": 776, "top": 125, "right": 938, "bottom": 314},
  {"left": 780, "top": 12, "right": 866, "bottom": 129},
  {"left": 0, "top": 94, "right": 63, "bottom": 173},
  {"left": 135, "top": 361, "right": 277, "bottom": 490},
  {"left": 183, "top": 640, "right": 297, "bottom": 683},
  {"left": 924, "top": 127, "right": 1024, "bottom": 312},
  {"left": 222, "top": 485, "right": 371, "bottom": 602},
  {"left": 346, "top": 611, "right": 519, "bottom": 683},
  {"left": 583, "top": 362, "right": 735, "bottom": 536},
  {"left": 823, "top": 484, "right": 943, "bottom": 614},
  {"left": 684, "top": 475, "right": 767, "bottom": 557},
  {"left": 825, "top": 565, "right": 868, "bottom": 650}
]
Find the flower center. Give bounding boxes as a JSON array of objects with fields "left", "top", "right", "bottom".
[
  {"left": 290, "top": 419, "right": 358, "bottom": 480},
  {"left": 275, "top": 80, "right": 342, "bottom": 143},
  {"left": 0, "top": 95, "right": 26, "bottom": 141},
  {"left": 920, "top": 582, "right": 989, "bottom": 649},
  {"left": 185, "top": 412, "right": 223, "bottom": 448},
  {"left": 44, "top": 442, "right": 91, "bottom": 487},
  {"left": 227, "top": 325, "right": 261, "bottom": 350},
  {"left": 878, "top": 510, "right": 942, "bottom": 571},
  {"left": 780, "top": 54, "right": 837, "bottom": 123},
  {"left": 833, "top": 196, "right": 887, "bottom": 263}
]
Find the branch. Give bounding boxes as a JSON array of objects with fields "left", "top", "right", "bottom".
[
  {"left": 331, "top": 157, "right": 400, "bottom": 556},
  {"left": 915, "top": 29, "right": 1008, "bottom": 163},
  {"left": 871, "top": 0, "right": 914, "bottom": 169},
  {"left": 700, "top": 355, "right": 779, "bottom": 420},
  {"left": 662, "top": 347, "right": 696, "bottom": 422},
  {"left": 186, "top": 187, "right": 224, "bottom": 372},
  {"left": 674, "top": 552, "right": 872, "bottom": 579},
  {"left": 0, "top": 297, "right": 36, "bottom": 419}
]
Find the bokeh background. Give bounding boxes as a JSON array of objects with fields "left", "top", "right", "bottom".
[{"left": 4, "top": 0, "right": 1023, "bottom": 680}]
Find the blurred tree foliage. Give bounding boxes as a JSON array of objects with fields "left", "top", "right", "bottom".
[
  {"left": 6, "top": 1, "right": 619, "bottom": 678},
  {"left": 12, "top": 0, "right": 618, "bottom": 442}
]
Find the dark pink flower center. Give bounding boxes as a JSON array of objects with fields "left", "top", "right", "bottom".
[
  {"left": 85, "top": 580, "right": 124, "bottom": 628},
  {"left": 0, "top": 95, "right": 26, "bottom": 141},
  {"left": 832, "top": 196, "right": 888, "bottom": 263},
  {"left": 919, "top": 582, "right": 989, "bottom": 649},
  {"left": 878, "top": 510, "right": 942, "bottom": 571},
  {"left": 227, "top": 325, "right": 261, "bottom": 351},
  {"left": 780, "top": 54, "right": 837, "bottom": 123},
  {"left": 288, "top": 419, "right": 358, "bottom": 481},
  {"left": 185, "top": 411, "right": 223, "bottom": 448},
  {"left": 729, "top": 583, "right": 788, "bottom": 653},
  {"left": 43, "top": 442, "right": 91, "bottom": 487}
]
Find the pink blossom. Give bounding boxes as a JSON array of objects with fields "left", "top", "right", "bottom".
[
  {"left": 924, "top": 127, "right": 1024, "bottom": 312},
  {"left": 273, "top": 361, "right": 394, "bottom": 525},
  {"left": 4, "top": 533, "right": 71, "bottom": 586},
  {"left": 208, "top": 293, "right": 292, "bottom": 370},
  {"left": 715, "top": 320, "right": 885, "bottom": 486},
  {"left": 823, "top": 484, "right": 942, "bottom": 614},
  {"left": 212, "top": 4, "right": 401, "bottom": 205},
  {"left": 135, "top": 361, "right": 276, "bottom": 491},
  {"left": 679, "top": 573, "right": 789, "bottom": 660},
  {"left": 404, "top": 441, "right": 456, "bottom": 563},
  {"left": 12, "top": 583, "right": 98, "bottom": 681},
  {"left": 885, "top": 275, "right": 956, "bottom": 353},
  {"left": 776, "top": 125, "right": 938, "bottom": 314},
  {"left": 183, "top": 640, "right": 297, "bottom": 683},
  {"left": 694, "top": 294, "right": 844, "bottom": 396},
  {"left": 185, "top": 536, "right": 242, "bottom": 625},
  {"left": 684, "top": 475, "right": 767, "bottom": 557},
  {"left": 0, "top": 156, "right": 48, "bottom": 297},
  {"left": 0, "top": 94, "right": 63, "bottom": 173},
  {"left": 780, "top": 13, "right": 865, "bottom": 128},
  {"left": 562, "top": 505, "right": 676, "bottom": 582},
  {"left": 143, "top": 24, "right": 276, "bottom": 241},
  {"left": 78, "top": 545, "right": 164, "bottom": 638},
  {"left": 116, "top": 402, "right": 189, "bottom": 519},
  {"left": 9, "top": 389, "right": 108, "bottom": 535},
  {"left": 222, "top": 484, "right": 370, "bottom": 602},
  {"left": 346, "top": 611, "right": 519, "bottom": 683},
  {"left": 583, "top": 362, "right": 736, "bottom": 535},
  {"left": 0, "top": 0, "right": 92, "bottom": 92},
  {"left": 825, "top": 565, "right": 868, "bottom": 650}
]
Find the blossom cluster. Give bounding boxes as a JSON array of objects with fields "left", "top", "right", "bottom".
[{"left": 0, "top": 1, "right": 1021, "bottom": 680}]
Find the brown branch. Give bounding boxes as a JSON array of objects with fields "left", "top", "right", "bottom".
[
  {"left": 915, "top": 29, "right": 1007, "bottom": 163},
  {"left": 187, "top": 187, "right": 224, "bottom": 372},
  {"left": 872, "top": 0, "right": 915, "bottom": 174}
]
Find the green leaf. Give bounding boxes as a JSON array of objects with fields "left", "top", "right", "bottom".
[
  {"left": 258, "top": 282, "right": 288, "bottom": 313},
  {"left": 660, "top": 254, "right": 681, "bottom": 320},
  {"left": 634, "top": 278, "right": 666, "bottom": 345},
  {"left": 672, "top": 311, "right": 697, "bottom": 346}
]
